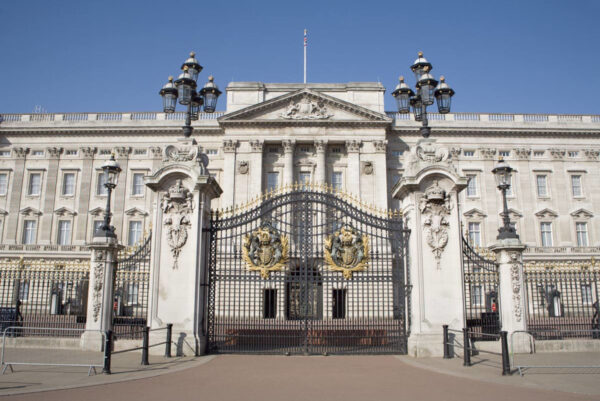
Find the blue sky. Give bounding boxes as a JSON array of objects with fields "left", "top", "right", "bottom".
[{"left": 0, "top": 0, "right": 598, "bottom": 114}]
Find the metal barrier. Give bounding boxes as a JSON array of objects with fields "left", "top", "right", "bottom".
[
  {"left": 510, "top": 329, "right": 600, "bottom": 376},
  {"left": 111, "top": 324, "right": 173, "bottom": 366},
  {"left": 443, "top": 325, "right": 511, "bottom": 375},
  {"left": 1, "top": 327, "right": 106, "bottom": 376}
]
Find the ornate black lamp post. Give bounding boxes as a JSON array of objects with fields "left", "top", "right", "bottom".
[
  {"left": 95, "top": 155, "right": 121, "bottom": 238},
  {"left": 159, "top": 52, "right": 222, "bottom": 138},
  {"left": 492, "top": 158, "right": 519, "bottom": 240},
  {"left": 391, "top": 52, "right": 455, "bottom": 138}
]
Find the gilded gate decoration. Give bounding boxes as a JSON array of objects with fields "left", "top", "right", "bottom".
[
  {"left": 208, "top": 184, "right": 410, "bottom": 355},
  {"left": 324, "top": 226, "right": 369, "bottom": 279},
  {"left": 242, "top": 222, "right": 289, "bottom": 279}
]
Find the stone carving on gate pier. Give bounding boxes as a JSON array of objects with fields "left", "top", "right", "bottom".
[
  {"left": 243, "top": 222, "right": 289, "bottom": 279},
  {"left": 163, "top": 143, "right": 209, "bottom": 175},
  {"left": 162, "top": 179, "right": 194, "bottom": 269},
  {"left": 324, "top": 225, "right": 370, "bottom": 279},
  {"left": 419, "top": 181, "right": 453, "bottom": 269},
  {"left": 280, "top": 95, "right": 333, "bottom": 120},
  {"left": 510, "top": 251, "right": 523, "bottom": 322},
  {"left": 92, "top": 250, "right": 105, "bottom": 322}
]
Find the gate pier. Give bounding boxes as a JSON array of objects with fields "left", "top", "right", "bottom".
[
  {"left": 393, "top": 139, "right": 468, "bottom": 357},
  {"left": 145, "top": 140, "right": 222, "bottom": 356}
]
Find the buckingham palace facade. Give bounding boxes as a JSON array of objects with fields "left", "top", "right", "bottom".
[{"left": 1, "top": 81, "right": 599, "bottom": 356}]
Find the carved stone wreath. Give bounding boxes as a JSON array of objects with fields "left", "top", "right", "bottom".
[
  {"left": 162, "top": 179, "right": 194, "bottom": 269},
  {"left": 324, "top": 225, "right": 369, "bottom": 279},
  {"left": 242, "top": 222, "right": 289, "bottom": 279},
  {"left": 92, "top": 250, "right": 105, "bottom": 322},
  {"left": 419, "top": 181, "right": 452, "bottom": 269},
  {"left": 510, "top": 252, "right": 523, "bottom": 322}
]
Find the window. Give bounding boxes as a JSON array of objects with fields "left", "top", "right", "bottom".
[
  {"left": 99, "top": 149, "right": 111, "bottom": 155},
  {"left": 132, "top": 173, "right": 145, "bottom": 196},
  {"left": 533, "top": 151, "right": 545, "bottom": 157},
  {"left": 269, "top": 146, "right": 279, "bottom": 153},
  {"left": 331, "top": 147, "right": 342, "bottom": 154},
  {"left": 466, "top": 175, "right": 478, "bottom": 197},
  {"left": 568, "top": 151, "right": 579, "bottom": 158},
  {"left": 266, "top": 172, "right": 279, "bottom": 192},
  {"left": 536, "top": 175, "right": 548, "bottom": 197},
  {"left": 97, "top": 172, "right": 107, "bottom": 195},
  {"left": 331, "top": 172, "right": 343, "bottom": 190},
  {"left": 31, "top": 150, "right": 44, "bottom": 156},
  {"left": 571, "top": 175, "right": 582, "bottom": 197},
  {"left": 468, "top": 222, "right": 481, "bottom": 246},
  {"left": 576, "top": 222, "right": 589, "bottom": 247},
  {"left": 126, "top": 283, "right": 139, "bottom": 305},
  {"left": 18, "top": 281, "right": 29, "bottom": 301},
  {"left": 263, "top": 289, "right": 277, "bottom": 319},
  {"left": 540, "top": 222, "right": 553, "bottom": 247},
  {"left": 65, "top": 149, "right": 78, "bottom": 156},
  {"left": 22, "top": 220, "right": 37, "bottom": 244},
  {"left": 464, "top": 150, "right": 475, "bottom": 157},
  {"left": 57, "top": 220, "right": 72, "bottom": 245},
  {"left": 0, "top": 173, "right": 8, "bottom": 195},
  {"left": 134, "top": 148, "right": 147, "bottom": 155},
  {"left": 299, "top": 172, "right": 311, "bottom": 187},
  {"left": 471, "top": 285, "right": 483, "bottom": 306},
  {"left": 93, "top": 220, "right": 104, "bottom": 236},
  {"left": 581, "top": 284, "right": 593, "bottom": 305},
  {"left": 299, "top": 146, "right": 311, "bottom": 153},
  {"left": 62, "top": 173, "right": 75, "bottom": 196},
  {"left": 0, "top": 150, "right": 10, "bottom": 157},
  {"left": 28, "top": 173, "right": 41, "bottom": 196},
  {"left": 499, "top": 150, "right": 510, "bottom": 157},
  {"left": 128, "top": 221, "right": 143, "bottom": 246},
  {"left": 332, "top": 289, "right": 347, "bottom": 319}
]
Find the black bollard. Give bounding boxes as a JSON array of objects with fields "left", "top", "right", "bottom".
[
  {"left": 443, "top": 325, "right": 450, "bottom": 359},
  {"left": 463, "top": 328, "right": 471, "bottom": 366},
  {"left": 103, "top": 330, "right": 112, "bottom": 374},
  {"left": 165, "top": 324, "right": 173, "bottom": 358},
  {"left": 141, "top": 326, "right": 150, "bottom": 365},
  {"left": 500, "top": 331, "right": 511, "bottom": 375}
]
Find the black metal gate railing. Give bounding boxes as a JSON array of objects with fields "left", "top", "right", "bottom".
[
  {"left": 462, "top": 237, "right": 500, "bottom": 340},
  {"left": 114, "top": 235, "right": 151, "bottom": 339},
  {"left": 208, "top": 187, "right": 410, "bottom": 355}
]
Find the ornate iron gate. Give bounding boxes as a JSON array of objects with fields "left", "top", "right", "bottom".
[
  {"left": 208, "top": 186, "right": 410, "bottom": 354},
  {"left": 462, "top": 237, "right": 500, "bottom": 340}
]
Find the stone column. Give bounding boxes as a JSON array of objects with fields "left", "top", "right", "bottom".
[
  {"left": 39, "top": 147, "right": 62, "bottom": 244},
  {"left": 490, "top": 239, "right": 528, "bottom": 352},
  {"left": 282, "top": 140, "right": 295, "bottom": 185},
  {"left": 373, "top": 140, "right": 388, "bottom": 209},
  {"left": 112, "top": 147, "right": 131, "bottom": 240},
  {"left": 314, "top": 140, "right": 327, "bottom": 184},
  {"left": 393, "top": 139, "right": 468, "bottom": 357},
  {"left": 74, "top": 147, "right": 96, "bottom": 244},
  {"left": 82, "top": 236, "right": 122, "bottom": 350},
  {"left": 346, "top": 140, "right": 361, "bottom": 195},
  {"left": 145, "top": 143, "right": 222, "bottom": 356},
  {"left": 222, "top": 140, "right": 237, "bottom": 208},
  {"left": 249, "top": 140, "right": 264, "bottom": 197},
  {"left": 5, "top": 147, "right": 28, "bottom": 244}
]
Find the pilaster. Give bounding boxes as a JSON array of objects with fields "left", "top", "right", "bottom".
[
  {"left": 74, "top": 147, "right": 96, "bottom": 244},
  {"left": 372, "top": 140, "right": 388, "bottom": 209},
  {"left": 249, "top": 140, "right": 264, "bottom": 198},
  {"left": 39, "top": 147, "right": 62, "bottom": 244},
  {"left": 314, "top": 140, "right": 327, "bottom": 184},
  {"left": 113, "top": 147, "right": 131, "bottom": 240},
  {"left": 222, "top": 139, "right": 237, "bottom": 208},
  {"left": 346, "top": 140, "right": 361, "bottom": 196},
  {"left": 282, "top": 140, "right": 295, "bottom": 185},
  {"left": 5, "top": 147, "right": 28, "bottom": 244}
]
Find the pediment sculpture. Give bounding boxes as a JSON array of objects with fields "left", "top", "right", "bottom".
[
  {"left": 419, "top": 181, "right": 453, "bottom": 269},
  {"left": 162, "top": 180, "right": 194, "bottom": 269},
  {"left": 243, "top": 222, "right": 289, "bottom": 279},
  {"left": 280, "top": 95, "right": 333, "bottom": 120},
  {"left": 324, "top": 225, "right": 370, "bottom": 279}
]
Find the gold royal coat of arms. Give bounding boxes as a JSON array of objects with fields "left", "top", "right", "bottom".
[
  {"left": 243, "top": 222, "right": 289, "bottom": 279},
  {"left": 324, "top": 226, "right": 369, "bottom": 279}
]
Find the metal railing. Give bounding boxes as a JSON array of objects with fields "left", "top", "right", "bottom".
[
  {"left": 109, "top": 324, "right": 173, "bottom": 368},
  {"left": 1, "top": 327, "right": 106, "bottom": 376},
  {"left": 442, "top": 325, "right": 511, "bottom": 375},
  {"left": 510, "top": 329, "right": 600, "bottom": 376}
]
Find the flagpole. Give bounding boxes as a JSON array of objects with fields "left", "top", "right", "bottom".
[{"left": 303, "top": 29, "right": 307, "bottom": 84}]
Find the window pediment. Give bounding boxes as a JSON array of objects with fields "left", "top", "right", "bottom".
[
  {"left": 54, "top": 207, "right": 77, "bottom": 216},
  {"left": 125, "top": 207, "right": 149, "bottom": 217},
  {"left": 570, "top": 208, "right": 593, "bottom": 219},
  {"left": 535, "top": 208, "right": 558, "bottom": 219},
  {"left": 20, "top": 207, "right": 42, "bottom": 216},
  {"left": 463, "top": 208, "right": 487, "bottom": 219}
]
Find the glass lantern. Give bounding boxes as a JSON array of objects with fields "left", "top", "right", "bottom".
[
  {"left": 434, "top": 76, "right": 455, "bottom": 114},
  {"left": 181, "top": 51, "right": 203, "bottom": 82},
  {"left": 410, "top": 96, "right": 423, "bottom": 121},
  {"left": 391, "top": 76, "right": 415, "bottom": 114},
  {"left": 410, "top": 51, "right": 433, "bottom": 81},
  {"left": 101, "top": 154, "right": 121, "bottom": 188},
  {"left": 190, "top": 92, "right": 204, "bottom": 120},
  {"left": 174, "top": 67, "right": 197, "bottom": 106},
  {"left": 200, "top": 76, "right": 222, "bottom": 113},
  {"left": 159, "top": 76, "right": 178, "bottom": 113},
  {"left": 492, "top": 159, "right": 513, "bottom": 189},
  {"left": 416, "top": 73, "right": 438, "bottom": 106}
]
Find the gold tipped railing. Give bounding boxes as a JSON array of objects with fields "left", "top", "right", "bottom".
[
  {"left": 524, "top": 257, "right": 599, "bottom": 273},
  {"left": 0, "top": 256, "right": 90, "bottom": 273},
  {"left": 211, "top": 181, "right": 403, "bottom": 219}
]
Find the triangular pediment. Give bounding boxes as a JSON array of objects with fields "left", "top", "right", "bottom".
[
  {"left": 218, "top": 89, "right": 390, "bottom": 126},
  {"left": 500, "top": 208, "right": 523, "bottom": 218},
  {"left": 570, "top": 208, "right": 593, "bottom": 219},
  {"left": 54, "top": 207, "right": 77, "bottom": 216},
  {"left": 0, "top": 208, "right": 7, "bottom": 215},
  {"left": 20, "top": 207, "right": 42, "bottom": 216},
  {"left": 89, "top": 207, "right": 104, "bottom": 216},
  {"left": 463, "top": 208, "right": 487, "bottom": 218},
  {"left": 535, "top": 208, "right": 558, "bottom": 218},
  {"left": 125, "top": 207, "right": 148, "bottom": 217}
]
